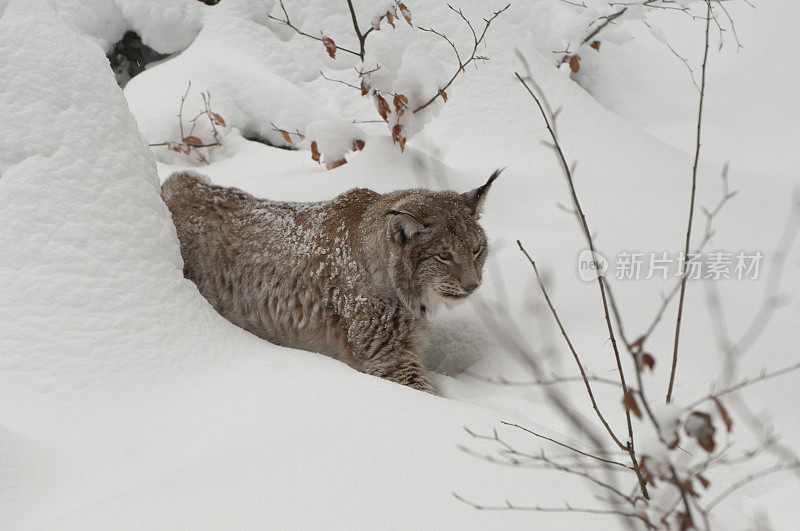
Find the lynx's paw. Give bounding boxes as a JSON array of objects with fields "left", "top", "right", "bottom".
[
  {"left": 402, "top": 371, "right": 439, "bottom": 395},
  {"left": 364, "top": 354, "right": 439, "bottom": 395},
  {"left": 410, "top": 377, "right": 439, "bottom": 396}
]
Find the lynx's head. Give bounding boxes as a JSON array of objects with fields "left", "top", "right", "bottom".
[{"left": 385, "top": 169, "right": 501, "bottom": 315}]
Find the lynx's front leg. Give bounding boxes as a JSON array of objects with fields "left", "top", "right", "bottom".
[
  {"left": 362, "top": 349, "right": 437, "bottom": 395},
  {"left": 343, "top": 302, "right": 437, "bottom": 395}
]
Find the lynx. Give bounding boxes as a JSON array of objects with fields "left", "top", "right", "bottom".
[{"left": 161, "top": 169, "right": 500, "bottom": 394}]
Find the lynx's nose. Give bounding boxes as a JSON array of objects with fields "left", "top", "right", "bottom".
[{"left": 463, "top": 283, "right": 479, "bottom": 294}]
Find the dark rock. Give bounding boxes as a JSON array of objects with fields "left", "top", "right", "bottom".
[{"left": 106, "top": 31, "right": 170, "bottom": 87}]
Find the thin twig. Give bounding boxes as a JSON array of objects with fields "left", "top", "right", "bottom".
[
  {"left": 501, "top": 422, "right": 633, "bottom": 470},
  {"left": 704, "top": 461, "right": 800, "bottom": 512},
  {"left": 463, "top": 427, "right": 622, "bottom": 469},
  {"left": 714, "top": 0, "right": 743, "bottom": 50},
  {"left": 608, "top": 165, "right": 736, "bottom": 359},
  {"left": 414, "top": 4, "right": 509, "bottom": 113},
  {"left": 177, "top": 80, "right": 190, "bottom": 140},
  {"left": 514, "top": 64, "right": 637, "bottom": 474},
  {"left": 685, "top": 362, "right": 800, "bottom": 410},
  {"left": 453, "top": 493, "right": 655, "bottom": 528},
  {"left": 319, "top": 70, "right": 361, "bottom": 90},
  {"left": 667, "top": 0, "right": 713, "bottom": 404},
  {"left": 642, "top": 19, "right": 700, "bottom": 92},
  {"left": 268, "top": 0, "right": 361, "bottom": 57},
  {"left": 582, "top": 7, "right": 627, "bottom": 45},
  {"left": 345, "top": 0, "right": 368, "bottom": 60},
  {"left": 517, "top": 240, "right": 626, "bottom": 450},
  {"left": 536, "top": 450, "right": 634, "bottom": 503},
  {"left": 463, "top": 370, "right": 625, "bottom": 389}
]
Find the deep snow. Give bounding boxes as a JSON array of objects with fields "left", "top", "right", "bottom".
[{"left": 1, "top": 0, "right": 799, "bottom": 529}]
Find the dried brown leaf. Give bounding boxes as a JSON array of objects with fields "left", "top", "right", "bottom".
[
  {"left": 375, "top": 93, "right": 391, "bottom": 121},
  {"left": 622, "top": 390, "right": 642, "bottom": 419},
  {"left": 712, "top": 397, "right": 733, "bottom": 433},
  {"left": 280, "top": 130, "right": 292, "bottom": 144},
  {"left": 637, "top": 352, "right": 655, "bottom": 372},
  {"left": 393, "top": 93, "right": 408, "bottom": 111},
  {"left": 398, "top": 3, "right": 412, "bottom": 25},
  {"left": 393, "top": 93, "right": 408, "bottom": 117},
  {"left": 569, "top": 54, "right": 581, "bottom": 73},
  {"left": 590, "top": 40, "right": 601, "bottom": 51},
  {"left": 183, "top": 136, "right": 203, "bottom": 146},
  {"left": 326, "top": 158, "right": 347, "bottom": 170},
  {"left": 686, "top": 411, "right": 716, "bottom": 453},
  {"left": 676, "top": 512, "right": 692, "bottom": 531},
  {"left": 440, "top": 90, "right": 447, "bottom": 102},
  {"left": 391, "top": 124, "right": 401, "bottom": 144},
  {"left": 360, "top": 78, "right": 370, "bottom": 96},
  {"left": 310, "top": 140, "right": 321, "bottom": 163},
  {"left": 680, "top": 478, "right": 699, "bottom": 498},
  {"left": 322, "top": 36, "right": 336, "bottom": 59},
  {"left": 211, "top": 112, "right": 226, "bottom": 127},
  {"left": 352, "top": 139, "right": 365, "bottom": 151},
  {"left": 391, "top": 124, "right": 406, "bottom": 153}
]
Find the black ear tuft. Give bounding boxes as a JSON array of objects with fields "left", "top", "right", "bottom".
[
  {"left": 385, "top": 210, "right": 425, "bottom": 245},
  {"left": 461, "top": 167, "right": 505, "bottom": 218}
]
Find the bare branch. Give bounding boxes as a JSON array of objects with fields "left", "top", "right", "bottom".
[
  {"left": 319, "top": 70, "right": 361, "bottom": 91},
  {"left": 178, "top": 80, "right": 190, "bottom": 140},
  {"left": 270, "top": 122, "right": 305, "bottom": 142},
  {"left": 517, "top": 240, "right": 626, "bottom": 450},
  {"left": 685, "top": 361, "right": 800, "bottom": 410},
  {"left": 536, "top": 450, "right": 634, "bottom": 503},
  {"left": 704, "top": 461, "right": 800, "bottom": 512},
  {"left": 463, "top": 370, "right": 625, "bottom": 389},
  {"left": 345, "top": 0, "right": 368, "bottom": 60},
  {"left": 514, "top": 61, "right": 636, "bottom": 468},
  {"left": 667, "top": 0, "right": 713, "bottom": 404},
  {"left": 414, "top": 4, "right": 509, "bottom": 113},
  {"left": 268, "top": 0, "right": 361, "bottom": 57},
  {"left": 501, "top": 422, "right": 633, "bottom": 470},
  {"left": 462, "top": 427, "right": 623, "bottom": 469},
  {"left": 453, "top": 493, "right": 655, "bottom": 528},
  {"left": 582, "top": 7, "right": 627, "bottom": 45},
  {"left": 608, "top": 165, "right": 736, "bottom": 358},
  {"left": 149, "top": 82, "right": 224, "bottom": 164}
]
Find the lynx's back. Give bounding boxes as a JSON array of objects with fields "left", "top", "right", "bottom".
[{"left": 162, "top": 171, "right": 385, "bottom": 355}]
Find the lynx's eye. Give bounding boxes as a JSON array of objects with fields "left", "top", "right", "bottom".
[
  {"left": 473, "top": 246, "right": 484, "bottom": 258},
  {"left": 435, "top": 251, "right": 454, "bottom": 263}
]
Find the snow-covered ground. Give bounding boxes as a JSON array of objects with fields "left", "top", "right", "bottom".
[{"left": 1, "top": 0, "right": 798, "bottom": 529}]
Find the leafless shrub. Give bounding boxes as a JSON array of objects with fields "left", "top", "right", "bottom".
[
  {"left": 148, "top": 81, "right": 227, "bottom": 165},
  {"left": 554, "top": 0, "right": 748, "bottom": 81},
  {"left": 269, "top": 1, "right": 508, "bottom": 166},
  {"left": 457, "top": 2, "right": 800, "bottom": 528}
]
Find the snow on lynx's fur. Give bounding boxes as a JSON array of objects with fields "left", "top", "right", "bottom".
[{"left": 161, "top": 170, "right": 500, "bottom": 394}]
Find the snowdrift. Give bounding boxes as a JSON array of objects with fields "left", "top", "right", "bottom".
[
  {"left": 2, "top": 0, "right": 799, "bottom": 528},
  {"left": 0, "top": 1, "right": 588, "bottom": 528}
]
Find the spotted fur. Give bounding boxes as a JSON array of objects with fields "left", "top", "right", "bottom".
[{"left": 161, "top": 169, "right": 500, "bottom": 394}]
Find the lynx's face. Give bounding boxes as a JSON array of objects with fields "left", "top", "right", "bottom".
[
  {"left": 412, "top": 216, "right": 487, "bottom": 303},
  {"left": 386, "top": 170, "right": 501, "bottom": 313}
]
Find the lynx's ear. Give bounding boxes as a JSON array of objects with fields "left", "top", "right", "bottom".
[
  {"left": 461, "top": 168, "right": 504, "bottom": 219},
  {"left": 386, "top": 210, "right": 425, "bottom": 245}
]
